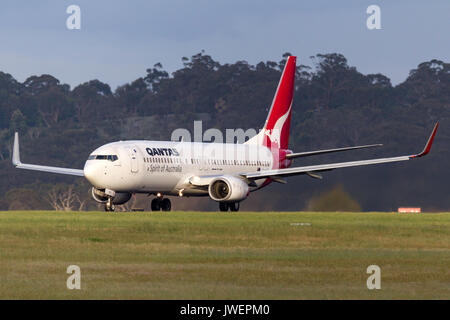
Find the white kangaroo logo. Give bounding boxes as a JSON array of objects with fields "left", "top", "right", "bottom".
[
  {"left": 264, "top": 103, "right": 292, "bottom": 147},
  {"left": 264, "top": 128, "right": 280, "bottom": 145}
]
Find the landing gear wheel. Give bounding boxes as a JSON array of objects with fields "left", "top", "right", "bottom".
[
  {"left": 105, "top": 199, "right": 115, "bottom": 212},
  {"left": 151, "top": 198, "right": 161, "bottom": 211},
  {"left": 229, "top": 202, "right": 240, "bottom": 212},
  {"left": 161, "top": 198, "right": 171, "bottom": 211},
  {"left": 219, "top": 202, "right": 229, "bottom": 212}
]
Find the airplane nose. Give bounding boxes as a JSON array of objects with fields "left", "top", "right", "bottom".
[{"left": 83, "top": 162, "right": 98, "bottom": 185}]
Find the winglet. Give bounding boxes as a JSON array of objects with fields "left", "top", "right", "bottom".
[
  {"left": 12, "top": 132, "right": 21, "bottom": 166},
  {"left": 411, "top": 122, "right": 439, "bottom": 158}
]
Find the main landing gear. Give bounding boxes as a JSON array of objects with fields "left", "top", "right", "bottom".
[
  {"left": 219, "top": 202, "right": 240, "bottom": 212},
  {"left": 104, "top": 198, "right": 115, "bottom": 212},
  {"left": 151, "top": 195, "right": 171, "bottom": 211}
]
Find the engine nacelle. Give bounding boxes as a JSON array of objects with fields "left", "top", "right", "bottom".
[
  {"left": 91, "top": 187, "right": 132, "bottom": 205},
  {"left": 208, "top": 176, "right": 249, "bottom": 202}
]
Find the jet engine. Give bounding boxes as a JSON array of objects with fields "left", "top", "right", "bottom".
[
  {"left": 91, "top": 187, "right": 132, "bottom": 205},
  {"left": 208, "top": 176, "right": 249, "bottom": 202}
]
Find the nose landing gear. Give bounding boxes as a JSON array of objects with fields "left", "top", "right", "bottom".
[
  {"left": 104, "top": 198, "right": 115, "bottom": 212},
  {"left": 151, "top": 195, "right": 171, "bottom": 211}
]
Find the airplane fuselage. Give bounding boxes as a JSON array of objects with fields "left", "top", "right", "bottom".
[{"left": 83, "top": 140, "right": 290, "bottom": 196}]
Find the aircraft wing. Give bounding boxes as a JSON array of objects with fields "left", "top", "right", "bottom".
[
  {"left": 188, "top": 175, "right": 220, "bottom": 187},
  {"left": 286, "top": 144, "right": 382, "bottom": 159},
  {"left": 12, "top": 132, "right": 84, "bottom": 177},
  {"left": 242, "top": 123, "right": 439, "bottom": 180}
]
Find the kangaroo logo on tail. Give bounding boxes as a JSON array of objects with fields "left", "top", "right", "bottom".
[
  {"left": 263, "top": 103, "right": 292, "bottom": 148},
  {"left": 246, "top": 56, "right": 296, "bottom": 150}
]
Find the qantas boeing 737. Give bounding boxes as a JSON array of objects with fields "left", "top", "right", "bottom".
[{"left": 12, "top": 56, "right": 438, "bottom": 212}]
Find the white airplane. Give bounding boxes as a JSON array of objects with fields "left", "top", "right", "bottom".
[{"left": 12, "top": 56, "right": 439, "bottom": 212}]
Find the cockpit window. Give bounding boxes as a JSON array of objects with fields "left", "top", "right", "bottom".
[
  {"left": 88, "top": 155, "right": 118, "bottom": 161},
  {"left": 107, "top": 155, "right": 118, "bottom": 161}
]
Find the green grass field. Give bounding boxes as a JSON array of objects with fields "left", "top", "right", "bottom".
[{"left": 0, "top": 211, "right": 448, "bottom": 299}]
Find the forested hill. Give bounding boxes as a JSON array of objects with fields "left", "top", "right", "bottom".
[{"left": 0, "top": 52, "right": 449, "bottom": 211}]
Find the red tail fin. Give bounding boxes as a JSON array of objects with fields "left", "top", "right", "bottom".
[{"left": 251, "top": 56, "right": 296, "bottom": 150}]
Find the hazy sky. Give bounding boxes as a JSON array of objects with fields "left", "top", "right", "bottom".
[{"left": 0, "top": 0, "right": 449, "bottom": 90}]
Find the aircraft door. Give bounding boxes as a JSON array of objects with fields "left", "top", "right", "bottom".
[{"left": 129, "top": 147, "right": 139, "bottom": 173}]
